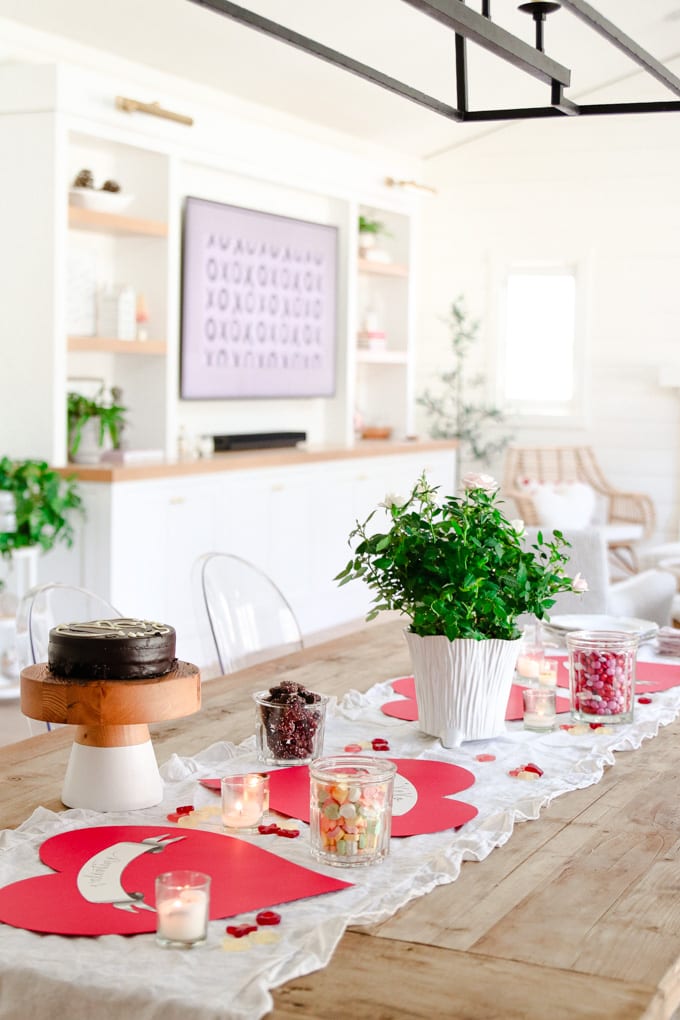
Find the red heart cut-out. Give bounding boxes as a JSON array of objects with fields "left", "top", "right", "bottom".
[{"left": 0, "top": 825, "right": 351, "bottom": 936}]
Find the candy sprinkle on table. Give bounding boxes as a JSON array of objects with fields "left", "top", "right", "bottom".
[
  {"left": 475, "top": 753, "right": 496, "bottom": 762},
  {"left": 638, "top": 696, "right": 653, "bottom": 704}
]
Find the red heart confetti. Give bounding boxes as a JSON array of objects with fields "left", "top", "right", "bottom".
[
  {"left": 523, "top": 763, "right": 544, "bottom": 777},
  {"left": 257, "top": 823, "right": 280, "bottom": 835},
  {"left": 256, "top": 910, "right": 281, "bottom": 926},
  {"left": 176, "top": 805, "right": 194, "bottom": 815},
  {"left": 475, "top": 753, "right": 496, "bottom": 762},
  {"left": 226, "top": 924, "right": 258, "bottom": 938},
  {"left": 637, "top": 696, "right": 652, "bottom": 704},
  {"left": 344, "top": 743, "right": 363, "bottom": 753},
  {"left": 371, "top": 738, "right": 390, "bottom": 751}
]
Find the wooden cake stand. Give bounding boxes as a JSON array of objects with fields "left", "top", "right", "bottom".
[{"left": 21, "top": 661, "right": 201, "bottom": 812}]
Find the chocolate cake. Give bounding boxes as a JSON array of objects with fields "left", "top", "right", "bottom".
[{"left": 47, "top": 619, "right": 177, "bottom": 680}]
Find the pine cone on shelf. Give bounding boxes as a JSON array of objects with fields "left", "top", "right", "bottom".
[
  {"left": 100, "top": 180, "right": 121, "bottom": 193},
  {"left": 73, "top": 168, "right": 95, "bottom": 188}
]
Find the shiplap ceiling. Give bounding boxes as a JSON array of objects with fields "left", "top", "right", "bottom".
[{"left": 0, "top": 0, "right": 680, "bottom": 157}]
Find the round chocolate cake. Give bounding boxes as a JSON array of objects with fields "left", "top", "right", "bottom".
[{"left": 48, "top": 619, "right": 177, "bottom": 680}]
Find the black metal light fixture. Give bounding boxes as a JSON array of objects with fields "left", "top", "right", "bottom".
[{"left": 187, "top": 0, "right": 680, "bottom": 124}]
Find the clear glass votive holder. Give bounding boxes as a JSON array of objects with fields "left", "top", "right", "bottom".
[
  {"left": 522, "top": 686, "right": 557, "bottom": 732},
  {"left": 221, "top": 773, "right": 269, "bottom": 829},
  {"left": 515, "top": 623, "right": 544, "bottom": 682},
  {"left": 155, "top": 870, "right": 211, "bottom": 949},
  {"left": 254, "top": 686, "right": 328, "bottom": 765},
  {"left": 309, "top": 755, "right": 396, "bottom": 867},
  {"left": 566, "top": 630, "right": 639, "bottom": 725},
  {"left": 538, "top": 659, "right": 558, "bottom": 688}
]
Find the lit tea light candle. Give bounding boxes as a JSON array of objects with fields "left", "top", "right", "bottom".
[
  {"left": 538, "top": 659, "right": 558, "bottom": 687},
  {"left": 516, "top": 654, "right": 541, "bottom": 680},
  {"left": 155, "top": 871, "right": 210, "bottom": 948},
  {"left": 221, "top": 773, "right": 269, "bottom": 829},
  {"left": 522, "top": 687, "right": 556, "bottom": 732}
]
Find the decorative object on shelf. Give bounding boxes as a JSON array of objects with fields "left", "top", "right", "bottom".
[
  {"left": 67, "top": 247, "right": 97, "bottom": 337},
  {"left": 97, "top": 283, "right": 136, "bottom": 340},
  {"left": 358, "top": 304, "right": 387, "bottom": 350},
  {"left": 358, "top": 214, "right": 392, "bottom": 263},
  {"left": 336, "top": 472, "right": 585, "bottom": 746},
  {"left": 360, "top": 426, "right": 393, "bottom": 441},
  {"left": 417, "top": 296, "right": 512, "bottom": 489},
  {"left": 67, "top": 387, "right": 128, "bottom": 464},
  {"left": 69, "top": 169, "right": 135, "bottom": 213},
  {"left": 135, "top": 293, "right": 150, "bottom": 341},
  {"left": 115, "top": 95, "right": 194, "bottom": 127},
  {"left": 384, "top": 176, "right": 438, "bottom": 196}
]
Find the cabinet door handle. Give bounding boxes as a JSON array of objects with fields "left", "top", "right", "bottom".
[{"left": 169, "top": 496, "right": 185, "bottom": 505}]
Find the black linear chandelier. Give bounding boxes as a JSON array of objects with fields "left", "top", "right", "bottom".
[{"left": 188, "top": 0, "right": 680, "bottom": 123}]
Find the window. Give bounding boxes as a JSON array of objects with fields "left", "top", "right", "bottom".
[{"left": 498, "top": 264, "right": 584, "bottom": 421}]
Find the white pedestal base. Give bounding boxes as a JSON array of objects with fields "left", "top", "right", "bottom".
[{"left": 62, "top": 739, "right": 163, "bottom": 812}]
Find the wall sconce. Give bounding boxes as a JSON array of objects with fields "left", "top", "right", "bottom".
[{"left": 384, "top": 176, "right": 438, "bottom": 196}]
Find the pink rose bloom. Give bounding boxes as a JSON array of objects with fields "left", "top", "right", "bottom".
[
  {"left": 571, "top": 572, "right": 589, "bottom": 593},
  {"left": 462, "top": 472, "right": 498, "bottom": 493}
]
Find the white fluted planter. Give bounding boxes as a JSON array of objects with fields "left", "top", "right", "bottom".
[{"left": 405, "top": 631, "right": 521, "bottom": 748}]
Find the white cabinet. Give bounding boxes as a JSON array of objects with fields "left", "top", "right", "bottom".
[{"left": 73, "top": 446, "right": 456, "bottom": 672}]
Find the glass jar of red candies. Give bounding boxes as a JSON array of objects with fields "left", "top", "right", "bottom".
[{"left": 566, "top": 630, "right": 639, "bottom": 725}]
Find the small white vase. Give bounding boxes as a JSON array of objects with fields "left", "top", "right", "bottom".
[
  {"left": 405, "top": 631, "right": 521, "bottom": 748},
  {"left": 70, "top": 419, "right": 110, "bottom": 464}
]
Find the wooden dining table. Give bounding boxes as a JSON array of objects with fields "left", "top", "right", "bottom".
[{"left": 2, "top": 617, "right": 680, "bottom": 1020}]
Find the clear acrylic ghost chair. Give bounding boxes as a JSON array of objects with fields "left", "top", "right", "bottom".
[
  {"left": 16, "top": 582, "right": 122, "bottom": 733},
  {"left": 192, "top": 553, "right": 303, "bottom": 678}
]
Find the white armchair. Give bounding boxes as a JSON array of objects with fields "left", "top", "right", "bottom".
[{"left": 524, "top": 527, "right": 676, "bottom": 627}]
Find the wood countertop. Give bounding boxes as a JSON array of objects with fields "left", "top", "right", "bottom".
[
  {"left": 2, "top": 617, "right": 680, "bottom": 1019},
  {"left": 57, "top": 439, "right": 458, "bottom": 483}
]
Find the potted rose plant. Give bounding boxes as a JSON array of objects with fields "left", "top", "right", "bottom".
[{"left": 336, "top": 471, "right": 586, "bottom": 747}]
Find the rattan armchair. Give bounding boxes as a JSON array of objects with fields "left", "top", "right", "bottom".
[{"left": 502, "top": 445, "right": 655, "bottom": 572}]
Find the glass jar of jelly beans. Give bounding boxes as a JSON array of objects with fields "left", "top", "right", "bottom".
[
  {"left": 309, "top": 755, "right": 397, "bottom": 867},
  {"left": 566, "top": 630, "right": 639, "bottom": 725}
]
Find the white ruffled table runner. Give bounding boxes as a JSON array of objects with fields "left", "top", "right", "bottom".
[{"left": 1, "top": 657, "right": 680, "bottom": 1020}]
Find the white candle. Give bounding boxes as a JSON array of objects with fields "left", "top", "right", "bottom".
[
  {"left": 221, "top": 773, "right": 268, "bottom": 828},
  {"left": 157, "top": 888, "right": 208, "bottom": 943},
  {"left": 538, "top": 659, "right": 558, "bottom": 687},
  {"left": 516, "top": 654, "right": 541, "bottom": 679},
  {"left": 523, "top": 710, "right": 555, "bottom": 730}
]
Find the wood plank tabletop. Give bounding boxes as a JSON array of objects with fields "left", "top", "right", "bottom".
[{"left": 1, "top": 618, "right": 679, "bottom": 1019}]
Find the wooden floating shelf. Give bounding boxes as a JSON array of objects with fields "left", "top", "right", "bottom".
[
  {"left": 68, "top": 206, "right": 168, "bottom": 237},
  {"left": 68, "top": 336, "right": 167, "bottom": 355},
  {"left": 356, "top": 349, "right": 409, "bottom": 364},
  {"left": 358, "top": 258, "right": 409, "bottom": 278}
]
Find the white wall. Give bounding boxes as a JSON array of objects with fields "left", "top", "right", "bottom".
[{"left": 417, "top": 112, "right": 680, "bottom": 542}]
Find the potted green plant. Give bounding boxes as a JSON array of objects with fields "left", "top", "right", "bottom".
[
  {"left": 336, "top": 471, "right": 587, "bottom": 747},
  {"left": 67, "top": 388, "right": 127, "bottom": 464},
  {"left": 0, "top": 457, "right": 83, "bottom": 603},
  {"left": 417, "top": 297, "right": 512, "bottom": 489},
  {"left": 358, "top": 214, "right": 391, "bottom": 257}
]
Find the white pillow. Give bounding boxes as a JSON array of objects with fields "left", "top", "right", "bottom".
[{"left": 528, "top": 481, "right": 597, "bottom": 529}]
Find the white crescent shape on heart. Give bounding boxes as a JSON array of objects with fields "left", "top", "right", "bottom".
[{"left": 391, "top": 772, "right": 417, "bottom": 816}]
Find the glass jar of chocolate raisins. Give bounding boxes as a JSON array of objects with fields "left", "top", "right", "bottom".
[
  {"left": 566, "top": 630, "right": 639, "bottom": 725},
  {"left": 253, "top": 681, "right": 329, "bottom": 765}
]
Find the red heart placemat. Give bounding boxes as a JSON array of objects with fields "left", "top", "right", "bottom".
[{"left": 0, "top": 826, "right": 351, "bottom": 936}]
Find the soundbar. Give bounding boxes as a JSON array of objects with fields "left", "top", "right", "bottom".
[{"left": 213, "top": 431, "right": 307, "bottom": 452}]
